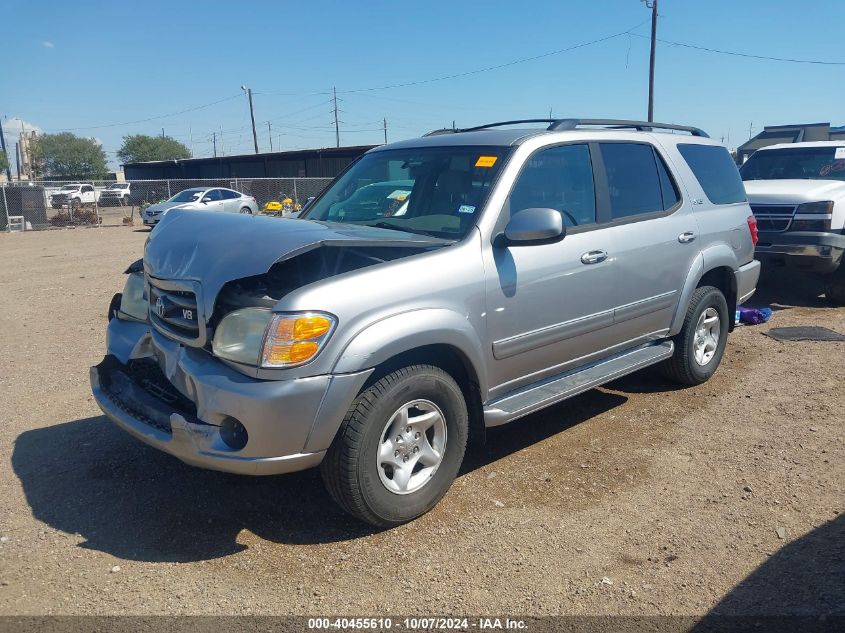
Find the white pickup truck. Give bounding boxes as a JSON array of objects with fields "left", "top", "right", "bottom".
[
  {"left": 741, "top": 141, "right": 845, "bottom": 304},
  {"left": 49, "top": 183, "right": 100, "bottom": 209}
]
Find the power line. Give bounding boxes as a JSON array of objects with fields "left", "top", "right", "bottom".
[
  {"left": 55, "top": 93, "right": 243, "bottom": 131},
  {"left": 630, "top": 33, "right": 845, "bottom": 65}
]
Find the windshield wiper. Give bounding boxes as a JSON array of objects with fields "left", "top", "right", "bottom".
[{"left": 371, "top": 221, "right": 440, "bottom": 238}]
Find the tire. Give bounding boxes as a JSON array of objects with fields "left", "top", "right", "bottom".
[
  {"left": 71, "top": 198, "right": 81, "bottom": 210},
  {"left": 239, "top": 207, "right": 252, "bottom": 214},
  {"left": 660, "top": 285, "right": 729, "bottom": 386},
  {"left": 321, "top": 364, "right": 468, "bottom": 527},
  {"left": 823, "top": 266, "right": 845, "bottom": 305}
]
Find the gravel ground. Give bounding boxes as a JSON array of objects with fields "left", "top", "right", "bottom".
[{"left": 0, "top": 227, "right": 842, "bottom": 617}]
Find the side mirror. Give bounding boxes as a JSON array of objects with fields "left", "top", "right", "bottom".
[
  {"left": 500, "top": 207, "right": 565, "bottom": 246},
  {"left": 201, "top": 197, "right": 210, "bottom": 204}
]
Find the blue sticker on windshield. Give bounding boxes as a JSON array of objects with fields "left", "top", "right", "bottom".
[{"left": 457, "top": 205, "right": 476, "bottom": 214}]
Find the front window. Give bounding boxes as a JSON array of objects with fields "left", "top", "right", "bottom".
[
  {"left": 168, "top": 189, "right": 204, "bottom": 203},
  {"left": 301, "top": 146, "right": 509, "bottom": 239},
  {"left": 741, "top": 146, "right": 845, "bottom": 182}
]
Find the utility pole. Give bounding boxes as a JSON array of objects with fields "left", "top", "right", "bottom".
[
  {"left": 267, "top": 121, "right": 273, "bottom": 152},
  {"left": 644, "top": 0, "right": 658, "bottom": 122},
  {"left": 161, "top": 127, "right": 165, "bottom": 138},
  {"left": 220, "top": 126, "right": 225, "bottom": 156},
  {"left": 383, "top": 117, "right": 388, "bottom": 144},
  {"left": 213, "top": 132, "right": 217, "bottom": 158},
  {"left": 0, "top": 118, "right": 11, "bottom": 180},
  {"left": 189, "top": 126, "right": 193, "bottom": 157},
  {"left": 332, "top": 86, "right": 340, "bottom": 148},
  {"left": 242, "top": 85, "right": 259, "bottom": 153},
  {"left": 15, "top": 141, "right": 22, "bottom": 181}
]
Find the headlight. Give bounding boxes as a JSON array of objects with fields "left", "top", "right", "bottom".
[
  {"left": 118, "top": 272, "right": 148, "bottom": 321},
  {"left": 211, "top": 309, "right": 337, "bottom": 368},
  {"left": 791, "top": 201, "right": 834, "bottom": 232},
  {"left": 212, "top": 308, "right": 273, "bottom": 366}
]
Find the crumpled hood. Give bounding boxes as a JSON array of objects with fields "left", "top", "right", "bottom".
[
  {"left": 744, "top": 179, "right": 845, "bottom": 204},
  {"left": 144, "top": 209, "right": 447, "bottom": 315}
]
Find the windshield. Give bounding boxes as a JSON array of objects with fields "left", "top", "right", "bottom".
[
  {"left": 301, "top": 146, "right": 509, "bottom": 239},
  {"left": 741, "top": 146, "right": 845, "bottom": 182},
  {"left": 107, "top": 183, "right": 128, "bottom": 189},
  {"left": 61, "top": 185, "right": 79, "bottom": 190},
  {"left": 168, "top": 189, "right": 204, "bottom": 203}
]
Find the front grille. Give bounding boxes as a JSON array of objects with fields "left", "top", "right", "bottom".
[
  {"left": 148, "top": 278, "right": 203, "bottom": 344},
  {"left": 751, "top": 204, "right": 797, "bottom": 233}
]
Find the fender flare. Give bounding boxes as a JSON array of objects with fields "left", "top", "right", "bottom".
[
  {"left": 670, "top": 245, "right": 738, "bottom": 334},
  {"left": 331, "top": 308, "right": 489, "bottom": 396}
]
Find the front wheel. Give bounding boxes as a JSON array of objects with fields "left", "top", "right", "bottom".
[
  {"left": 321, "top": 365, "right": 468, "bottom": 527},
  {"left": 660, "top": 285, "right": 729, "bottom": 386},
  {"left": 823, "top": 266, "right": 845, "bottom": 305}
]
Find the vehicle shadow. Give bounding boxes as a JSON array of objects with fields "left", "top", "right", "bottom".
[
  {"left": 750, "top": 267, "right": 828, "bottom": 310},
  {"left": 690, "top": 514, "right": 844, "bottom": 628},
  {"left": 12, "top": 389, "right": 627, "bottom": 562}
]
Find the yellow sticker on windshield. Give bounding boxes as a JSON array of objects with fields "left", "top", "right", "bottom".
[{"left": 475, "top": 155, "right": 498, "bottom": 168}]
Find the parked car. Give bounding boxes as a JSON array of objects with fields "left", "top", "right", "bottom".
[
  {"left": 142, "top": 187, "right": 259, "bottom": 226},
  {"left": 92, "top": 118, "right": 759, "bottom": 527},
  {"left": 99, "top": 182, "right": 132, "bottom": 207},
  {"left": 49, "top": 183, "right": 99, "bottom": 209},
  {"left": 741, "top": 141, "right": 845, "bottom": 304}
]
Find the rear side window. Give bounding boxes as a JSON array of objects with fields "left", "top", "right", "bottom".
[
  {"left": 677, "top": 144, "right": 746, "bottom": 204},
  {"left": 221, "top": 189, "right": 239, "bottom": 199},
  {"left": 600, "top": 143, "right": 674, "bottom": 219}
]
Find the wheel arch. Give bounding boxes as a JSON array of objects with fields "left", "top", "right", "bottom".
[{"left": 671, "top": 250, "right": 738, "bottom": 334}]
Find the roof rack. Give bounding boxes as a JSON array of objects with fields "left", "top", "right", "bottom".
[
  {"left": 424, "top": 118, "right": 709, "bottom": 138},
  {"left": 548, "top": 118, "right": 709, "bottom": 137}
]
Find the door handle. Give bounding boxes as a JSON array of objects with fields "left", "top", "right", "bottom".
[
  {"left": 678, "top": 231, "right": 696, "bottom": 243},
  {"left": 581, "top": 250, "right": 608, "bottom": 265}
]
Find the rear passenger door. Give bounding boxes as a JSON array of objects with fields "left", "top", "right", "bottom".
[
  {"left": 595, "top": 141, "right": 700, "bottom": 341},
  {"left": 220, "top": 189, "right": 241, "bottom": 212}
]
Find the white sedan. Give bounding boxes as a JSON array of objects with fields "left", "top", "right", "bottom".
[{"left": 143, "top": 187, "right": 259, "bottom": 226}]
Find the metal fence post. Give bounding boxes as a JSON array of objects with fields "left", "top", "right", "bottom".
[
  {"left": 93, "top": 181, "right": 100, "bottom": 226},
  {"left": 293, "top": 179, "right": 298, "bottom": 205},
  {"left": 1, "top": 185, "right": 9, "bottom": 232},
  {"left": 167, "top": 180, "right": 171, "bottom": 199}
]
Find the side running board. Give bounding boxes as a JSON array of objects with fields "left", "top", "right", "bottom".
[{"left": 483, "top": 341, "right": 674, "bottom": 427}]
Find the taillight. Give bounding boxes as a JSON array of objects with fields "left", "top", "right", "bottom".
[{"left": 746, "top": 215, "right": 759, "bottom": 246}]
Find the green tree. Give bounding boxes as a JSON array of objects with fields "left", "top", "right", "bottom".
[
  {"left": 117, "top": 134, "right": 191, "bottom": 164},
  {"left": 0, "top": 149, "right": 8, "bottom": 173},
  {"left": 33, "top": 133, "right": 108, "bottom": 178}
]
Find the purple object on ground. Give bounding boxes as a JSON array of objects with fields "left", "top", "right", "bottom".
[{"left": 737, "top": 306, "right": 773, "bottom": 325}]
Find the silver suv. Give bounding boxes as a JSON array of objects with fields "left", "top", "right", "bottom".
[{"left": 91, "top": 118, "right": 760, "bottom": 527}]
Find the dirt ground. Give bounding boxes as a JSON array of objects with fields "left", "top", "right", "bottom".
[{"left": 0, "top": 227, "right": 842, "bottom": 618}]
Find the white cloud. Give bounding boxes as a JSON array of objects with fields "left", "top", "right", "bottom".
[
  {"left": 41, "top": 41, "right": 54, "bottom": 48},
  {"left": 1, "top": 117, "right": 43, "bottom": 142}
]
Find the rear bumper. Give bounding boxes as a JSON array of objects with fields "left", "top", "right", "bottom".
[
  {"left": 735, "top": 259, "right": 761, "bottom": 304},
  {"left": 755, "top": 231, "right": 845, "bottom": 274}
]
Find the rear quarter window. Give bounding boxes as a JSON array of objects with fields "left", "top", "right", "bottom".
[{"left": 677, "top": 144, "right": 746, "bottom": 205}]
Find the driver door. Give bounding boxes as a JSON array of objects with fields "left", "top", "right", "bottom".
[
  {"left": 483, "top": 143, "right": 620, "bottom": 396},
  {"left": 201, "top": 188, "right": 224, "bottom": 211}
]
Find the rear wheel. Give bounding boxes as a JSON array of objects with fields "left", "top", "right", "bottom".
[
  {"left": 660, "top": 285, "right": 729, "bottom": 386},
  {"left": 239, "top": 207, "right": 252, "bottom": 214},
  {"left": 321, "top": 365, "right": 468, "bottom": 527},
  {"left": 823, "top": 266, "right": 845, "bottom": 305}
]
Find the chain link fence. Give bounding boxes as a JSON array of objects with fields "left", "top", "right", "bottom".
[{"left": 0, "top": 177, "right": 333, "bottom": 231}]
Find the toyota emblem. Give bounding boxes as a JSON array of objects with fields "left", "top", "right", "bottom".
[{"left": 155, "top": 296, "right": 166, "bottom": 317}]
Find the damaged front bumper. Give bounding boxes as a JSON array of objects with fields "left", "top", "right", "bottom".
[{"left": 90, "top": 318, "right": 372, "bottom": 475}]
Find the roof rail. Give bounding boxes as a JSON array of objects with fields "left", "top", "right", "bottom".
[
  {"left": 423, "top": 118, "right": 709, "bottom": 138},
  {"left": 547, "top": 118, "right": 709, "bottom": 137}
]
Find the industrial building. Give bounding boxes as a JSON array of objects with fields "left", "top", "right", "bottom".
[
  {"left": 737, "top": 122, "right": 845, "bottom": 163},
  {"left": 122, "top": 145, "right": 377, "bottom": 180}
]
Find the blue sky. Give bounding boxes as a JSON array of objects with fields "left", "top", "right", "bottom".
[{"left": 2, "top": 0, "right": 844, "bottom": 169}]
